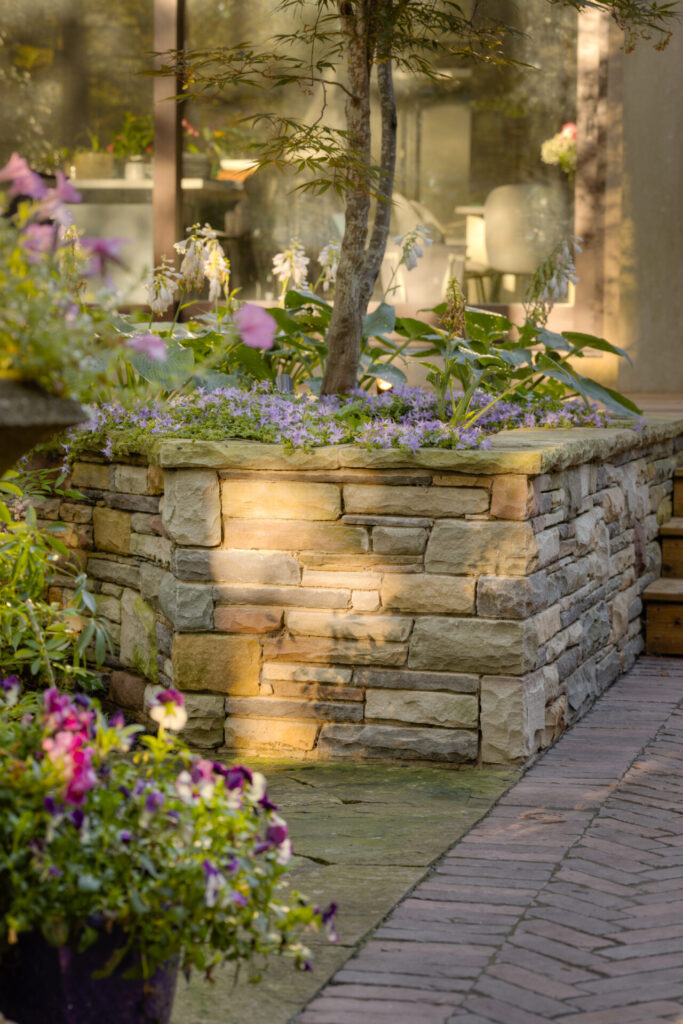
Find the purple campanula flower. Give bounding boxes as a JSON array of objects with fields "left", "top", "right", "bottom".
[
  {"left": 119, "top": 830, "right": 132, "bottom": 843},
  {"left": 48, "top": 865, "right": 63, "bottom": 878},
  {"left": 44, "top": 796, "right": 58, "bottom": 815}
]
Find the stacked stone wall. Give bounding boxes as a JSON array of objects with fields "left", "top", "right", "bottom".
[{"left": 46, "top": 421, "right": 683, "bottom": 764}]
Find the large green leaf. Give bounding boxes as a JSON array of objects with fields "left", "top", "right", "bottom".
[
  {"left": 284, "top": 288, "right": 331, "bottom": 310},
  {"left": 394, "top": 316, "right": 439, "bottom": 341},
  {"left": 362, "top": 362, "right": 407, "bottom": 387},
  {"left": 232, "top": 344, "right": 274, "bottom": 381},
  {"left": 363, "top": 302, "right": 396, "bottom": 339},
  {"left": 572, "top": 377, "right": 641, "bottom": 416},
  {"left": 562, "top": 331, "right": 632, "bottom": 364},
  {"left": 129, "top": 339, "right": 195, "bottom": 387}
]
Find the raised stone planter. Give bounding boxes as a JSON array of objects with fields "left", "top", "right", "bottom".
[{"left": 49, "top": 418, "right": 683, "bottom": 764}]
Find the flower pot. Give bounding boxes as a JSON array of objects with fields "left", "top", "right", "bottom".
[
  {"left": 182, "top": 151, "right": 211, "bottom": 179},
  {"left": 0, "top": 378, "right": 87, "bottom": 476},
  {"left": 124, "top": 156, "right": 153, "bottom": 182},
  {"left": 71, "top": 153, "right": 115, "bottom": 180},
  {"left": 0, "top": 928, "right": 178, "bottom": 1024}
]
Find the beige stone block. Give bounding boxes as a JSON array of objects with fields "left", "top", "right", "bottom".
[
  {"left": 270, "top": 680, "right": 364, "bottom": 702},
  {"left": 223, "top": 519, "right": 369, "bottom": 554},
  {"left": 214, "top": 583, "right": 349, "bottom": 609},
  {"left": 409, "top": 616, "right": 535, "bottom": 674},
  {"left": 530, "top": 605, "right": 562, "bottom": 646},
  {"left": 113, "top": 464, "right": 149, "bottom": 495},
  {"left": 343, "top": 484, "right": 488, "bottom": 517},
  {"left": 365, "top": 689, "right": 477, "bottom": 729},
  {"left": 172, "top": 633, "right": 260, "bottom": 695},
  {"left": 222, "top": 479, "right": 341, "bottom": 521},
  {"left": 598, "top": 487, "right": 626, "bottom": 524},
  {"left": 59, "top": 502, "right": 92, "bottom": 524},
  {"left": 476, "top": 572, "right": 554, "bottom": 620},
  {"left": 480, "top": 671, "right": 545, "bottom": 763},
  {"left": 264, "top": 634, "right": 408, "bottom": 667},
  {"left": 224, "top": 717, "right": 319, "bottom": 752},
  {"left": 302, "top": 570, "right": 382, "bottom": 590},
  {"left": 148, "top": 465, "right": 164, "bottom": 495},
  {"left": 426, "top": 520, "right": 539, "bottom": 576},
  {"left": 354, "top": 668, "right": 478, "bottom": 693},
  {"left": 226, "top": 696, "right": 362, "bottom": 722},
  {"left": 490, "top": 475, "right": 537, "bottom": 520},
  {"left": 657, "top": 495, "right": 673, "bottom": 526},
  {"left": 93, "top": 507, "right": 131, "bottom": 556},
  {"left": 162, "top": 469, "right": 221, "bottom": 546},
  {"left": 262, "top": 663, "right": 352, "bottom": 683},
  {"left": 174, "top": 548, "right": 301, "bottom": 585},
  {"left": 610, "top": 590, "right": 631, "bottom": 641},
  {"left": 286, "top": 609, "right": 413, "bottom": 642},
  {"left": 130, "top": 533, "right": 172, "bottom": 567},
  {"left": 352, "top": 590, "right": 380, "bottom": 612},
  {"left": 372, "top": 526, "right": 427, "bottom": 555},
  {"left": 96, "top": 594, "right": 121, "bottom": 623},
  {"left": 543, "top": 695, "right": 568, "bottom": 747},
  {"left": 535, "top": 527, "right": 561, "bottom": 568},
  {"left": 214, "top": 605, "right": 283, "bottom": 633},
  {"left": 432, "top": 473, "right": 493, "bottom": 488},
  {"left": 575, "top": 508, "right": 606, "bottom": 556},
  {"left": 120, "top": 590, "right": 157, "bottom": 681},
  {"left": 382, "top": 574, "right": 475, "bottom": 614},
  {"left": 317, "top": 723, "right": 477, "bottom": 762},
  {"left": 71, "top": 461, "right": 111, "bottom": 490}
]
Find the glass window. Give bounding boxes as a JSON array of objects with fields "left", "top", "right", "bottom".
[
  {"left": 0, "top": 0, "right": 154, "bottom": 299},
  {"left": 183, "top": 0, "right": 577, "bottom": 309}
]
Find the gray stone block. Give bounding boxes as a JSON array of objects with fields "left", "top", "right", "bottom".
[
  {"left": 353, "top": 668, "right": 478, "bottom": 694},
  {"left": 316, "top": 723, "right": 478, "bottom": 762}
]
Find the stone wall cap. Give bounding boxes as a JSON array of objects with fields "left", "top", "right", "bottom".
[{"left": 155, "top": 416, "right": 683, "bottom": 475}]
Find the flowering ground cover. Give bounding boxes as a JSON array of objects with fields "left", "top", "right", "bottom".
[{"left": 71, "top": 384, "right": 613, "bottom": 462}]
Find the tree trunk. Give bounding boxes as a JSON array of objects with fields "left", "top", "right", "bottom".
[
  {"left": 321, "top": 1, "right": 373, "bottom": 395},
  {"left": 322, "top": 1, "right": 398, "bottom": 395}
]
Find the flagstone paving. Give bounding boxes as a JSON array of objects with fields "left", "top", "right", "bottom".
[
  {"left": 298, "top": 656, "right": 683, "bottom": 1023},
  {"left": 171, "top": 762, "right": 516, "bottom": 1024}
]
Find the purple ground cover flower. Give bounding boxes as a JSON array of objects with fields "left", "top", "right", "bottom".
[{"left": 69, "top": 382, "right": 614, "bottom": 464}]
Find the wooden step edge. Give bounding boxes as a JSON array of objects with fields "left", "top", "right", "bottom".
[
  {"left": 675, "top": 467, "right": 683, "bottom": 478},
  {"left": 644, "top": 578, "right": 683, "bottom": 603},
  {"left": 660, "top": 517, "right": 683, "bottom": 537}
]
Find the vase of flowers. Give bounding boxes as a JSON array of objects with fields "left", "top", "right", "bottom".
[
  {"left": 0, "top": 680, "right": 334, "bottom": 1024},
  {"left": 540, "top": 122, "right": 577, "bottom": 180},
  {"left": 109, "top": 113, "right": 154, "bottom": 180}
]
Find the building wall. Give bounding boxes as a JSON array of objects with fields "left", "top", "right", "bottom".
[{"left": 615, "top": 25, "right": 683, "bottom": 393}]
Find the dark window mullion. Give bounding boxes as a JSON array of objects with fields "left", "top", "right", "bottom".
[{"left": 153, "top": 0, "right": 185, "bottom": 274}]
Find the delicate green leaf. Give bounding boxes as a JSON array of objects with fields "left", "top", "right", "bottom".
[
  {"left": 363, "top": 302, "right": 396, "bottom": 339},
  {"left": 562, "top": 331, "right": 632, "bottom": 364}
]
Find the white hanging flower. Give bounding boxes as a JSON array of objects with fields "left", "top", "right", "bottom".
[
  {"left": 317, "top": 240, "right": 340, "bottom": 292},
  {"left": 204, "top": 246, "right": 230, "bottom": 303},
  {"left": 146, "top": 257, "right": 180, "bottom": 314},
  {"left": 272, "top": 239, "right": 309, "bottom": 290},
  {"left": 395, "top": 225, "right": 433, "bottom": 273}
]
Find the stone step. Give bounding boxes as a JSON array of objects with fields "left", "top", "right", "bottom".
[
  {"left": 644, "top": 578, "right": 683, "bottom": 655},
  {"left": 674, "top": 469, "right": 683, "bottom": 517}
]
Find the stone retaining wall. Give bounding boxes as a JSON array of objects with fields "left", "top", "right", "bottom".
[{"left": 46, "top": 418, "right": 683, "bottom": 764}]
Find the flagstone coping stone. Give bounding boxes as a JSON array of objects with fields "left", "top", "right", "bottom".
[{"left": 155, "top": 416, "right": 683, "bottom": 475}]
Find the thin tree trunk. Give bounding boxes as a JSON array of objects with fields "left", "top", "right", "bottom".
[
  {"left": 321, "top": 1, "right": 372, "bottom": 396},
  {"left": 360, "top": 54, "right": 397, "bottom": 310}
]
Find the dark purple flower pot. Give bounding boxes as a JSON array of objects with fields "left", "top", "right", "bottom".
[{"left": 0, "top": 928, "right": 178, "bottom": 1024}]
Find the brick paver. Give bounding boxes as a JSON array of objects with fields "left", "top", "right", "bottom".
[{"left": 298, "top": 657, "right": 683, "bottom": 1023}]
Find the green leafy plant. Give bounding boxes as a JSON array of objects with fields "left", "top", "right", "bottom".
[
  {"left": 0, "top": 684, "right": 335, "bottom": 979},
  {"left": 109, "top": 112, "right": 154, "bottom": 160},
  {"left": 0, "top": 471, "right": 111, "bottom": 691}
]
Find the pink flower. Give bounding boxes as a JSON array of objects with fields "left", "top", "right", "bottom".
[
  {"left": 234, "top": 304, "right": 276, "bottom": 350},
  {"left": 0, "top": 152, "right": 48, "bottom": 200},
  {"left": 21, "top": 223, "right": 56, "bottom": 261},
  {"left": 561, "top": 122, "right": 577, "bottom": 140},
  {"left": 127, "top": 333, "right": 168, "bottom": 362},
  {"left": 80, "top": 236, "right": 126, "bottom": 280}
]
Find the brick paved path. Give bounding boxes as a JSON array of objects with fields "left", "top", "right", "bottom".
[{"left": 298, "top": 657, "right": 683, "bottom": 1023}]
